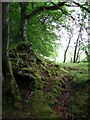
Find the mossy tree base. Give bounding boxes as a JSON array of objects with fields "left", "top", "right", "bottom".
[{"left": 2, "top": 57, "right": 21, "bottom": 108}]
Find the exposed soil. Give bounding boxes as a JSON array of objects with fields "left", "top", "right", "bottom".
[{"left": 53, "top": 77, "right": 72, "bottom": 118}]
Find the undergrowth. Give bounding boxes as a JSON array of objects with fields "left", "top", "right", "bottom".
[{"left": 3, "top": 42, "right": 89, "bottom": 119}]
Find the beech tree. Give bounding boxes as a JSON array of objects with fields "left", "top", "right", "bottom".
[{"left": 63, "top": 28, "right": 73, "bottom": 63}]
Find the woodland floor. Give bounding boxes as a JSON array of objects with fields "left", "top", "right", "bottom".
[
  {"left": 2, "top": 42, "right": 90, "bottom": 120},
  {"left": 2, "top": 63, "right": 89, "bottom": 120}
]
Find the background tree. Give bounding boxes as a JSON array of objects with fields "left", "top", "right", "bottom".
[
  {"left": 63, "top": 27, "right": 73, "bottom": 63},
  {"left": 73, "top": 27, "right": 82, "bottom": 63},
  {"left": 73, "top": 7, "right": 88, "bottom": 63}
]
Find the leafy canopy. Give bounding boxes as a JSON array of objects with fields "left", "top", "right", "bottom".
[{"left": 9, "top": 2, "right": 75, "bottom": 57}]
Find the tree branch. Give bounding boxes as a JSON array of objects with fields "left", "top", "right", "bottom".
[
  {"left": 26, "top": 2, "right": 66, "bottom": 20},
  {"left": 73, "top": 1, "right": 90, "bottom": 13}
]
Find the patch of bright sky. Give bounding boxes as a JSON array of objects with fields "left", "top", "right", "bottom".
[{"left": 51, "top": 5, "right": 88, "bottom": 63}]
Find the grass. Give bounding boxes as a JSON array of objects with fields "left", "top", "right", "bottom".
[
  {"left": 5, "top": 42, "right": 89, "bottom": 119},
  {"left": 29, "top": 91, "right": 58, "bottom": 118},
  {"left": 59, "top": 62, "right": 88, "bottom": 83},
  {"left": 60, "top": 62, "right": 89, "bottom": 119},
  {"left": 3, "top": 49, "right": 89, "bottom": 119}
]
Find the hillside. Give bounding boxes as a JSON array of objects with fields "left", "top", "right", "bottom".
[{"left": 2, "top": 42, "right": 89, "bottom": 119}]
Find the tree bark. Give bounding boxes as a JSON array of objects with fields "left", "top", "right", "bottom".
[
  {"left": 73, "top": 1, "right": 90, "bottom": 13},
  {"left": 75, "top": 47, "right": 80, "bottom": 62},
  {"left": 20, "top": 2, "right": 27, "bottom": 41},
  {"left": 63, "top": 35, "right": 72, "bottom": 63},
  {"left": 26, "top": 2, "right": 66, "bottom": 20},
  {"left": 73, "top": 34, "right": 79, "bottom": 63},
  {"left": 85, "top": 50, "right": 89, "bottom": 61},
  {"left": 2, "top": 2, "right": 20, "bottom": 105},
  {"left": 73, "top": 25, "right": 82, "bottom": 63}
]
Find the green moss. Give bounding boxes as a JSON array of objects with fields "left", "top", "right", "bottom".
[
  {"left": 21, "top": 68, "right": 30, "bottom": 72},
  {"left": 29, "top": 91, "right": 58, "bottom": 118},
  {"left": 8, "top": 42, "right": 68, "bottom": 117},
  {"left": 60, "top": 68, "right": 68, "bottom": 73},
  {"left": 18, "top": 53, "right": 28, "bottom": 59}
]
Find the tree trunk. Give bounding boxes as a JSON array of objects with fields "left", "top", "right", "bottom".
[
  {"left": 73, "top": 35, "right": 79, "bottom": 63},
  {"left": 2, "top": 2, "right": 20, "bottom": 106},
  {"left": 63, "top": 51, "right": 67, "bottom": 63},
  {"left": 73, "top": 25, "right": 82, "bottom": 63},
  {"left": 63, "top": 36, "right": 72, "bottom": 63},
  {"left": 76, "top": 47, "right": 80, "bottom": 62},
  {"left": 85, "top": 50, "right": 89, "bottom": 61},
  {"left": 20, "top": 2, "right": 27, "bottom": 41},
  {"left": 81, "top": 42, "right": 89, "bottom": 61}
]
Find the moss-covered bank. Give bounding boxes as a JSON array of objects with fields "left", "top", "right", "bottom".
[
  {"left": 3, "top": 42, "right": 71, "bottom": 118},
  {"left": 3, "top": 42, "right": 89, "bottom": 119}
]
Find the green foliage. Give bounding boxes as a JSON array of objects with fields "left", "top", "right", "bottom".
[
  {"left": 9, "top": 2, "right": 71, "bottom": 58},
  {"left": 27, "top": 12, "right": 59, "bottom": 57},
  {"left": 3, "top": 1, "right": 89, "bottom": 118}
]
